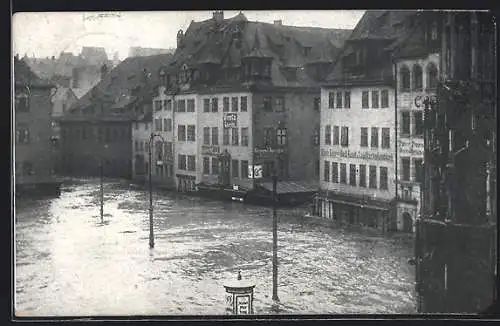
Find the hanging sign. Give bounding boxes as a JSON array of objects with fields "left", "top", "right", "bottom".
[
  {"left": 223, "top": 113, "right": 238, "bottom": 128},
  {"left": 249, "top": 165, "right": 263, "bottom": 179}
]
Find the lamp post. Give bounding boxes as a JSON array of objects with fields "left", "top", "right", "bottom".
[
  {"left": 100, "top": 144, "right": 108, "bottom": 224},
  {"left": 271, "top": 172, "right": 279, "bottom": 304},
  {"left": 148, "top": 132, "right": 165, "bottom": 249}
]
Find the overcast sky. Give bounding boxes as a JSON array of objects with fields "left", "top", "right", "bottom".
[{"left": 13, "top": 10, "right": 365, "bottom": 60}]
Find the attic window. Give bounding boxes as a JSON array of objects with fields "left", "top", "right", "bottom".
[{"left": 303, "top": 47, "right": 312, "bottom": 56}]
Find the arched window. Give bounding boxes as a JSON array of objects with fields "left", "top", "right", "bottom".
[
  {"left": 399, "top": 65, "right": 410, "bottom": 92},
  {"left": 427, "top": 63, "right": 438, "bottom": 89},
  {"left": 412, "top": 64, "right": 423, "bottom": 91}
]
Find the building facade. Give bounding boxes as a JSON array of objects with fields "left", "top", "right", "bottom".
[
  {"left": 315, "top": 11, "right": 421, "bottom": 231},
  {"left": 131, "top": 114, "right": 152, "bottom": 183},
  {"left": 153, "top": 11, "right": 351, "bottom": 195},
  {"left": 14, "top": 56, "right": 61, "bottom": 196},
  {"left": 416, "top": 11, "right": 497, "bottom": 313}
]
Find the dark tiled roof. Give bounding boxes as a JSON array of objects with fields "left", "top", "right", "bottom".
[
  {"left": 14, "top": 57, "right": 53, "bottom": 87},
  {"left": 74, "top": 53, "right": 173, "bottom": 111},
  {"left": 348, "top": 10, "right": 416, "bottom": 41},
  {"left": 171, "top": 13, "right": 352, "bottom": 88}
]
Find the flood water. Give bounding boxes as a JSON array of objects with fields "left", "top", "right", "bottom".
[{"left": 15, "top": 179, "right": 416, "bottom": 316}]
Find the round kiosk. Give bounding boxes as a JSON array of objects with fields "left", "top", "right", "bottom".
[{"left": 223, "top": 271, "right": 255, "bottom": 315}]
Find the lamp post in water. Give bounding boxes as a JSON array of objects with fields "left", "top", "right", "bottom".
[
  {"left": 148, "top": 132, "right": 165, "bottom": 249},
  {"left": 272, "top": 171, "right": 279, "bottom": 304},
  {"left": 99, "top": 144, "right": 108, "bottom": 224}
]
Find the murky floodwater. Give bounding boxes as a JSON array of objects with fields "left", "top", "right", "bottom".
[{"left": 15, "top": 179, "right": 416, "bottom": 316}]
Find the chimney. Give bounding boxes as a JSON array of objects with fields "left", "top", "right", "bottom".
[
  {"left": 177, "top": 29, "right": 184, "bottom": 48},
  {"left": 100, "top": 64, "right": 108, "bottom": 79},
  {"left": 274, "top": 20, "right": 282, "bottom": 26},
  {"left": 213, "top": 11, "right": 224, "bottom": 22}
]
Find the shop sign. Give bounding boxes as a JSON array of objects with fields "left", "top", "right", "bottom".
[
  {"left": 413, "top": 94, "right": 437, "bottom": 108},
  {"left": 398, "top": 139, "right": 424, "bottom": 156},
  {"left": 223, "top": 113, "right": 238, "bottom": 128},
  {"left": 320, "top": 148, "right": 393, "bottom": 162},
  {"left": 202, "top": 145, "right": 220, "bottom": 156},
  {"left": 249, "top": 165, "right": 262, "bottom": 179},
  {"left": 254, "top": 147, "right": 285, "bottom": 159}
]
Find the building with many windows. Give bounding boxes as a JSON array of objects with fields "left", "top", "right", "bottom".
[
  {"left": 14, "top": 56, "right": 61, "bottom": 196},
  {"left": 150, "top": 11, "right": 352, "bottom": 196},
  {"left": 315, "top": 10, "right": 421, "bottom": 231}
]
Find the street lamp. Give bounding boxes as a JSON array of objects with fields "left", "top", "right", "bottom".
[
  {"left": 148, "top": 132, "right": 165, "bottom": 249},
  {"left": 271, "top": 171, "right": 279, "bottom": 304},
  {"left": 100, "top": 144, "right": 108, "bottom": 224}
]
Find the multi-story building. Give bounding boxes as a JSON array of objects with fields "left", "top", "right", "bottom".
[
  {"left": 131, "top": 112, "right": 152, "bottom": 183},
  {"left": 153, "top": 11, "right": 351, "bottom": 198},
  {"left": 14, "top": 56, "right": 61, "bottom": 196},
  {"left": 316, "top": 10, "right": 419, "bottom": 231},
  {"left": 61, "top": 53, "right": 173, "bottom": 178},
  {"left": 415, "top": 11, "right": 497, "bottom": 313},
  {"left": 391, "top": 11, "right": 442, "bottom": 232}
]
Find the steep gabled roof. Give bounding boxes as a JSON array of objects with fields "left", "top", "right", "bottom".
[
  {"left": 73, "top": 53, "right": 173, "bottom": 111},
  {"left": 14, "top": 57, "right": 53, "bottom": 88}
]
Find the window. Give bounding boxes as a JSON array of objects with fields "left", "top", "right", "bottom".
[
  {"left": 165, "top": 142, "right": 173, "bottom": 156},
  {"left": 263, "top": 96, "right": 272, "bottom": 111},
  {"left": 16, "top": 126, "right": 30, "bottom": 144},
  {"left": 211, "top": 157, "right": 219, "bottom": 175},
  {"left": 401, "top": 112, "right": 410, "bottom": 135},
  {"left": 223, "top": 97, "right": 230, "bottom": 112},
  {"left": 401, "top": 157, "right": 410, "bottom": 181},
  {"left": 369, "top": 165, "right": 377, "bottom": 189},
  {"left": 380, "top": 167, "right": 388, "bottom": 190},
  {"left": 240, "top": 96, "right": 248, "bottom": 112},
  {"left": 241, "top": 127, "right": 249, "bottom": 146},
  {"left": 264, "top": 128, "right": 274, "bottom": 147},
  {"left": 15, "top": 93, "right": 29, "bottom": 112},
  {"left": 414, "top": 158, "right": 423, "bottom": 183},
  {"left": 211, "top": 127, "right": 219, "bottom": 145},
  {"left": 145, "top": 123, "right": 149, "bottom": 131},
  {"left": 334, "top": 91, "right": 342, "bottom": 108},
  {"left": 427, "top": 63, "right": 438, "bottom": 89},
  {"left": 314, "top": 160, "right": 320, "bottom": 178},
  {"left": 241, "top": 160, "right": 249, "bottom": 179},
  {"left": 333, "top": 126, "right": 340, "bottom": 145},
  {"left": 328, "top": 92, "right": 335, "bottom": 108},
  {"left": 371, "top": 127, "right": 379, "bottom": 148},
  {"left": 275, "top": 97, "right": 285, "bottom": 112},
  {"left": 165, "top": 118, "right": 172, "bottom": 132},
  {"left": 135, "top": 140, "right": 139, "bottom": 151},
  {"left": 231, "top": 128, "right": 239, "bottom": 146},
  {"left": 324, "top": 161, "right": 330, "bottom": 182},
  {"left": 134, "top": 122, "right": 139, "bottom": 130},
  {"left": 400, "top": 66, "right": 410, "bottom": 91},
  {"left": 177, "top": 99, "right": 186, "bottom": 112},
  {"left": 360, "top": 127, "right": 368, "bottom": 147},
  {"left": 314, "top": 97, "right": 321, "bottom": 111},
  {"left": 344, "top": 91, "right": 351, "bottom": 108},
  {"left": 341, "top": 127, "right": 349, "bottom": 147},
  {"left": 155, "top": 119, "right": 162, "bottom": 132},
  {"left": 431, "top": 22, "right": 438, "bottom": 40},
  {"left": 349, "top": 164, "right": 357, "bottom": 186},
  {"left": 203, "top": 127, "right": 210, "bottom": 145},
  {"left": 187, "top": 155, "right": 196, "bottom": 171},
  {"left": 154, "top": 100, "right": 162, "bottom": 112},
  {"left": 187, "top": 125, "right": 196, "bottom": 142},
  {"left": 223, "top": 128, "right": 230, "bottom": 145},
  {"left": 178, "top": 154, "right": 186, "bottom": 170},
  {"left": 232, "top": 160, "right": 239, "bottom": 178},
  {"left": 359, "top": 164, "right": 367, "bottom": 187},
  {"left": 203, "top": 99, "right": 210, "bottom": 112},
  {"left": 187, "top": 99, "right": 195, "bottom": 112},
  {"left": 340, "top": 163, "right": 347, "bottom": 184},
  {"left": 325, "top": 125, "right": 331, "bottom": 145},
  {"left": 412, "top": 64, "right": 423, "bottom": 91},
  {"left": 362, "top": 91, "right": 369, "bottom": 108},
  {"left": 211, "top": 98, "right": 218, "bottom": 112},
  {"left": 371, "top": 91, "right": 379, "bottom": 108},
  {"left": 232, "top": 97, "right": 239, "bottom": 112},
  {"left": 203, "top": 157, "right": 210, "bottom": 174},
  {"left": 331, "top": 162, "right": 338, "bottom": 183},
  {"left": 162, "top": 99, "right": 168, "bottom": 110},
  {"left": 166, "top": 99, "right": 172, "bottom": 111},
  {"left": 414, "top": 111, "right": 423, "bottom": 136},
  {"left": 381, "top": 128, "right": 390, "bottom": 149},
  {"left": 313, "top": 126, "right": 320, "bottom": 146},
  {"left": 381, "top": 90, "right": 389, "bottom": 108},
  {"left": 178, "top": 125, "right": 186, "bottom": 141}
]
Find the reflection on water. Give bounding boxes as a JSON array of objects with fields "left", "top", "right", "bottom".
[{"left": 15, "top": 181, "right": 416, "bottom": 316}]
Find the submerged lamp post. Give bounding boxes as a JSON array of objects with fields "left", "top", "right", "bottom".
[
  {"left": 148, "top": 132, "right": 165, "bottom": 249},
  {"left": 99, "top": 144, "right": 108, "bottom": 224},
  {"left": 272, "top": 171, "right": 279, "bottom": 304}
]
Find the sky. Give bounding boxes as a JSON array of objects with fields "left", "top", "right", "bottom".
[{"left": 12, "top": 10, "right": 365, "bottom": 60}]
